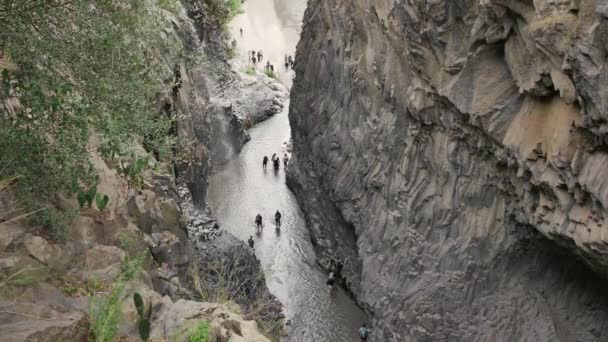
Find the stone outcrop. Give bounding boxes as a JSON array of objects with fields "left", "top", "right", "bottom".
[
  {"left": 289, "top": 0, "right": 608, "bottom": 341},
  {"left": 0, "top": 1, "right": 284, "bottom": 341}
]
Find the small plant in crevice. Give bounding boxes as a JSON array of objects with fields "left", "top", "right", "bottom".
[
  {"left": 95, "top": 193, "right": 109, "bottom": 211},
  {"left": 264, "top": 69, "right": 277, "bottom": 80},
  {"left": 76, "top": 185, "right": 109, "bottom": 211},
  {"left": 188, "top": 320, "right": 211, "bottom": 342},
  {"left": 133, "top": 292, "right": 152, "bottom": 341},
  {"left": 119, "top": 157, "right": 150, "bottom": 190},
  {"left": 77, "top": 187, "right": 97, "bottom": 209},
  {"left": 244, "top": 66, "right": 256, "bottom": 76}
]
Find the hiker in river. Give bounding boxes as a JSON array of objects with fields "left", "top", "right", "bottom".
[
  {"left": 284, "top": 60, "right": 289, "bottom": 71},
  {"left": 275, "top": 210, "right": 282, "bottom": 228},
  {"left": 257, "top": 50, "right": 263, "bottom": 62},
  {"left": 283, "top": 153, "right": 289, "bottom": 167},
  {"left": 255, "top": 214, "right": 263, "bottom": 231},
  {"left": 240, "top": 28, "right": 243, "bottom": 36},
  {"left": 269, "top": 64, "right": 274, "bottom": 72},
  {"left": 265, "top": 61, "right": 271, "bottom": 72},
  {"left": 327, "top": 270, "right": 336, "bottom": 290},
  {"left": 263, "top": 155, "right": 269, "bottom": 169},
  {"left": 252, "top": 55, "right": 257, "bottom": 65},
  {"left": 335, "top": 259, "right": 344, "bottom": 279},
  {"left": 358, "top": 324, "right": 370, "bottom": 341},
  {"left": 248, "top": 236, "right": 254, "bottom": 248},
  {"left": 273, "top": 156, "right": 280, "bottom": 171}
]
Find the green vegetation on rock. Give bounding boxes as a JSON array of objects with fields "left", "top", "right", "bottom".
[
  {"left": 188, "top": 321, "right": 212, "bottom": 342},
  {"left": 0, "top": 0, "right": 182, "bottom": 239}
]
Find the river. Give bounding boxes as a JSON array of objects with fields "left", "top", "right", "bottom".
[{"left": 207, "top": 0, "right": 368, "bottom": 341}]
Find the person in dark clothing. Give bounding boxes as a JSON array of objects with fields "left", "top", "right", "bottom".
[
  {"left": 240, "top": 28, "right": 243, "bottom": 36},
  {"left": 273, "top": 157, "right": 280, "bottom": 171},
  {"left": 248, "top": 236, "right": 254, "bottom": 248},
  {"left": 263, "top": 156, "right": 269, "bottom": 169},
  {"left": 252, "top": 56, "right": 257, "bottom": 65},
  {"left": 275, "top": 210, "right": 282, "bottom": 228},
  {"left": 255, "top": 214, "right": 263, "bottom": 231},
  {"left": 265, "top": 61, "right": 271, "bottom": 72},
  {"left": 269, "top": 64, "right": 274, "bottom": 72},
  {"left": 335, "top": 259, "right": 344, "bottom": 279},
  {"left": 257, "top": 50, "right": 263, "bottom": 61}
]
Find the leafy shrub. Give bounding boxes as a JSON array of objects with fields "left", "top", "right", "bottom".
[
  {"left": 120, "top": 157, "right": 150, "bottom": 190},
  {"left": 188, "top": 321, "right": 211, "bottom": 342},
  {"left": 0, "top": 0, "right": 180, "bottom": 236}
]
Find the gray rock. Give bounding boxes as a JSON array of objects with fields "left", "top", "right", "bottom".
[
  {"left": 0, "top": 301, "right": 88, "bottom": 342},
  {"left": 289, "top": 0, "right": 608, "bottom": 340}
]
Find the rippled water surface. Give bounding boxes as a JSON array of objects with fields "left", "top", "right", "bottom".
[{"left": 208, "top": 0, "right": 367, "bottom": 340}]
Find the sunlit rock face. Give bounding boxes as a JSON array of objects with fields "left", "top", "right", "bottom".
[{"left": 288, "top": 0, "right": 608, "bottom": 340}]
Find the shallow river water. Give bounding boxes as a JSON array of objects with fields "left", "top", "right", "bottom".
[{"left": 207, "top": 0, "right": 368, "bottom": 341}]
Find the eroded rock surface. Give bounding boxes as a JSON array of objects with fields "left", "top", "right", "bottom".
[{"left": 289, "top": 0, "right": 608, "bottom": 340}]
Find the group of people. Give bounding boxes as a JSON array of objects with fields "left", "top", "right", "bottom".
[
  {"left": 284, "top": 54, "right": 294, "bottom": 71},
  {"left": 249, "top": 210, "right": 282, "bottom": 248},
  {"left": 253, "top": 210, "right": 282, "bottom": 231},
  {"left": 249, "top": 50, "right": 263, "bottom": 65},
  {"left": 262, "top": 153, "right": 289, "bottom": 171},
  {"left": 326, "top": 258, "right": 344, "bottom": 290},
  {"left": 247, "top": 49, "right": 295, "bottom": 72}
]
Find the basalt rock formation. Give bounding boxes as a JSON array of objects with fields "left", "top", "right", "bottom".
[{"left": 288, "top": 0, "right": 608, "bottom": 340}]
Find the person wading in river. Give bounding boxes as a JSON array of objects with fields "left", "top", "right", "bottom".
[
  {"left": 327, "top": 271, "right": 336, "bottom": 292},
  {"left": 358, "top": 324, "right": 370, "bottom": 341},
  {"left": 257, "top": 50, "right": 263, "bottom": 62},
  {"left": 255, "top": 214, "right": 263, "bottom": 232},
  {"left": 248, "top": 236, "right": 254, "bottom": 249},
  {"left": 275, "top": 210, "right": 282, "bottom": 229},
  {"left": 283, "top": 153, "right": 289, "bottom": 168},
  {"left": 263, "top": 156, "right": 269, "bottom": 169}
]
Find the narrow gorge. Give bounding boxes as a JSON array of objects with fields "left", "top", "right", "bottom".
[{"left": 3, "top": 0, "right": 608, "bottom": 341}]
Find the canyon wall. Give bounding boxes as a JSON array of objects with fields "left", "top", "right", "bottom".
[{"left": 288, "top": 0, "right": 608, "bottom": 340}]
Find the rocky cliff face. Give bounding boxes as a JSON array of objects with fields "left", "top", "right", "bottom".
[{"left": 288, "top": 0, "right": 608, "bottom": 340}]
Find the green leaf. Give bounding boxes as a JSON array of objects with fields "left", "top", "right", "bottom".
[
  {"left": 86, "top": 187, "right": 97, "bottom": 208},
  {"left": 133, "top": 292, "right": 144, "bottom": 318},
  {"left": 77, "top": 190, "right": 86, "bottom": 209},
  {"left": 138, "top": 319, "right": 150, "bottom": 340},
  {"left": 95, "top": 193, "right": 109, "bottom": 211}
]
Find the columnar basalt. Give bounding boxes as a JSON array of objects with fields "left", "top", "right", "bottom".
[{"left": 288, "top": 1, "right": 608, "bottom": 340}]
